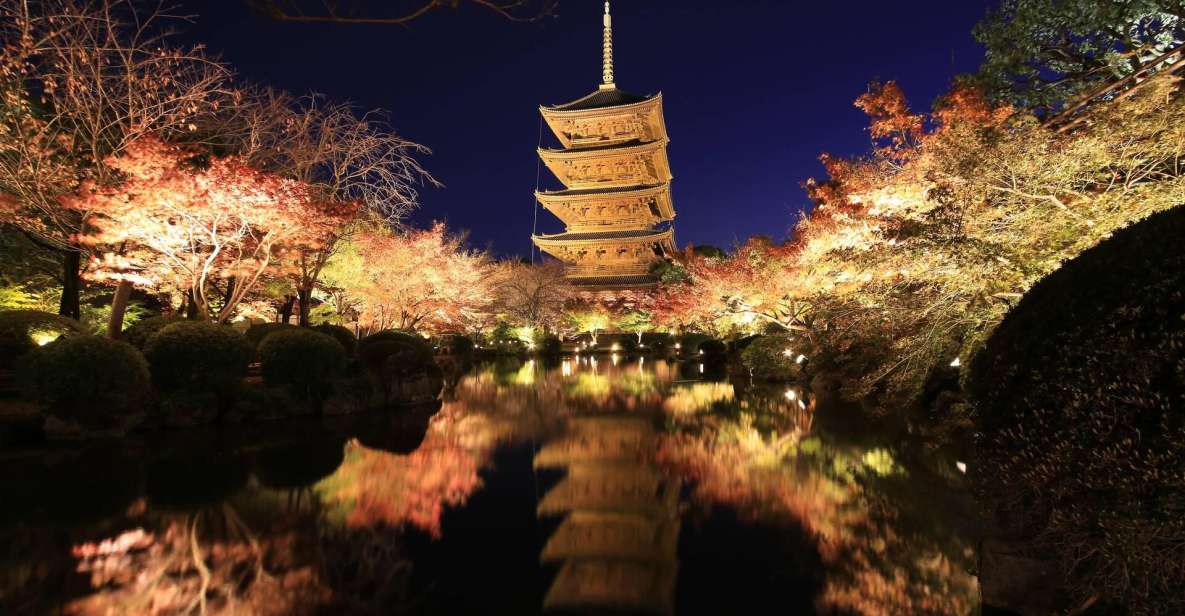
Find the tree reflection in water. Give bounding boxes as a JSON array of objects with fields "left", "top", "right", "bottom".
[{"left": 0, "top": 357, "right": 978, "bottom": 614}]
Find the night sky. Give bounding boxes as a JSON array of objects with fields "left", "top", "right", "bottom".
[{"left": 175, "top": 0, "right": 995, "bottom": 258}]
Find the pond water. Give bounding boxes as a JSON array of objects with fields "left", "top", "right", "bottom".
[{"left": 0, "top": 357, "right": 980, "bottom": 615}]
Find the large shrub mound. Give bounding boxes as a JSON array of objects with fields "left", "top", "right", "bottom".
[
  {"left": 312, "top": 324, "right": 357, "bottom": 356},
  {"left": 144, "top": 322, "right": 252, "bottom": 395},
  {"left": 0, "top": 310, "right": 85, "bottom": 369},
  {"left": 19, "top": 335, "right": 151, "bottom": 428},
  {"left": 970, "top": 205, "right": 1185, "bottom": 613},
  {"left": 244, "top": 322, "right": 297, "bottom": 350},
  {"left": 259, "top": 328, "right": 347, "bottom": 399},
  {"left": 357, "top": 330, "right": 434, "bottom": 367},
  {"left": 122, "top": 314, "right": 183, "bottom": 349}
]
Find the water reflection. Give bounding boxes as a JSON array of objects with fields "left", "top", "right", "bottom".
[{"left": 0, "top": 358, "right": 978, "bottom": 615}]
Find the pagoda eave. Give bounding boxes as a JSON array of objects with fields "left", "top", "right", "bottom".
[{"left": 531, "top": 228, "right": 674, "bottom": 247}]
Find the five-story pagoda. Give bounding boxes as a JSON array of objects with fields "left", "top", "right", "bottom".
[{"left": 532, "top": 2, "right": 677, "bottom": 289}]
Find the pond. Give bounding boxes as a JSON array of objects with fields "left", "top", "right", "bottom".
[{"left": 0, "top": 357, "right": 980, "bottom": 615}]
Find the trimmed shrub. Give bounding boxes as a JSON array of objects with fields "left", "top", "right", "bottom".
[
  {"left": 313, "top": 323, "right": 357, "bottom": 355},
  {"left": 357, "top": 330, "right": 434, "bottom": 366},
  {"left": 741, "top": 334, "right": 806, "bottom": 381},
  {"left": 0, "top": 310, "right": 85, "bottom": 369},
  {"left": 259, "top": 328, "right": 348, "bottom": 399},
  {"left": 143, "top": 322, "right": 252, "bottom": 395},
  {"left": 122, "top": 314, "right": 183, "bottom": 349},
  {"left": 537, "top": 335, "right": 562, "bottom": 357},
  {"left": 244, "top": 322, "right": 297, "bottom": 350},
  {"left": 19, "top": 335, "right": 150, "bottom": 428},
  {"left": 971, "top": 205, "right": 1185, "bottom": 613}
]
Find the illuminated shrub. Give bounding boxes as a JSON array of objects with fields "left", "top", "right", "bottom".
[
  {"left": 19, "top": 335, "right": 150, "bottom": 427},
  {"left": 143, "top": 322, "right": 252, "bottom": 395},
  {"left": 244, "top": 322, "right": 297, "bottom": 350},
  {"left": 971, "top": 205, "right": 1185, "bottom": 613},
  {"left": 259, "top": 328, "right": 347, "bottom": 399},
  {"left": 313, "top": 323, "right": 357, "bottom": 355},
  {"left": 741, "top": 334, "right": 806, "bottom": 381},
  {"left": 122, "top": 314, "right": 183, "bottom": 349},
  {"left": 0, "top": 310, "right": 85, "bottom": 369}
]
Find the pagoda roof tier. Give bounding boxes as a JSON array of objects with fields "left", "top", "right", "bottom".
[
  {"left": 545, "top": 87, "right": 654, "bottom": 112},
  {"left": 532, "top": 227, "right": 673, "bottom": 245},
  {"left": 539, "top": 139, "right": 672, "bottom": 190},
  {"left": 536, "top": 184, "right": 674, "bottom": 231},
  {"left": 541, "top": 91, "right": 667, "bottom": 149}
]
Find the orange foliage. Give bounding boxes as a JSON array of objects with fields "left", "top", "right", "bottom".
[{"left": 62, "top": 137, "right": 355, "bottom": 321}]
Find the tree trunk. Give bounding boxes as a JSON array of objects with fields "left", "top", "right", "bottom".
[
  {"left": 107, "top": 280, "right": 134, "bottom": 339},
  {"left": 278, "top": 295, "right": 296, "bottom": 324},
  {"left": 297, "top": 285, "right": 313, "bottom": 327},
  {"left": 58, "top": 250, "right": 81, "bottom": 320},
  {"left": 185, "top": 290, "right": 202, "bottom": 320}
]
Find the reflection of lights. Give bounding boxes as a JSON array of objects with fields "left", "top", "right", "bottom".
[
  {"left": 698, "top": 349, "right": 704, "bottom": 355},
  {"left": 675, "top": 343, "right": 681, "bottom": 350},
  {"left": 561, "top": 360, "right": 572, "bottom": 376},
  {"left": 698, "top": 363, "right": 704, "bottom": 374},
  {"left": 639, "top": 343, "right": 646, "bottom": 348},
  {"left": 950, "top": 357, "right": 961, "bottom": 368},
  {"left": 956, "top": 461, "right": 967, "bottom": 473},
  {"left": 798, "top": 400, "right": 806, "bottom": 410},
  {"left": 784, "top": 389, "right": 797, "bottom": 401},
  {"left": 611, "top": 353, "right": 619, "bottom": 366},
  {"left": 796, "top": 354, "right": 806, "bottom": 364}
]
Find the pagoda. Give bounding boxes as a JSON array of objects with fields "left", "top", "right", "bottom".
[{"left": 532, "top": 1, "right": 677, "bottom": 289}]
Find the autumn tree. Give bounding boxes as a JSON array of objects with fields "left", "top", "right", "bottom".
[
  {"left": 489, "top": 260, "right": 571, "bottom": 332},
  {"left": 64, "top": 137, "right": 355, "bottom": 325},
  {"left": 563, "top": 300, "right": 612, "bottom": 344},
  {"left": 217, "top": 90, "right": 435, "bottom": 325},
  {"left": 0, "top": 0, "right": 231, "bottom": 318},
  {"left": 975, "top": 0, "right": 1185, "bottom": 114},
  {"left": 323, "top": 222, "right": 491, "bottom": 333}
]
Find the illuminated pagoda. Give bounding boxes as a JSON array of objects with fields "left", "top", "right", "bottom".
[{"left": 532, "top": 1, "right": 677, "bottom": 290}]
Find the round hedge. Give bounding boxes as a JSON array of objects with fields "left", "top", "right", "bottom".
[
  {"left": 357, "top": 330, "right": 434, "bottom": 365},
  {"left": 19, "top": 335, "right": 150, "bottom": 426},
  {"left": 313, "top": 323, "right": 357, "bottom": 355},
  {"left": 259, "top": 328, "right": 347, "bottom": 398},
  {"left": 970, "top": 205, "right": 1185, "bottom": 613},
  {"left": 0, "top": 310, "right": 85, "bottom": 369},
  {"left": 143, "top": 321, "right": 252, "bottom": 394},
  {"left": 121, "top": 314, "right": 183, "bottom": 349},
  {"left": 244, "top": 322, "right": 297, "bottom": 350}
]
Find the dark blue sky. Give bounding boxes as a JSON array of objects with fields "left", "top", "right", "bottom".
[{"left": 176, "top": 0, "right": 994, "bottom": 257}]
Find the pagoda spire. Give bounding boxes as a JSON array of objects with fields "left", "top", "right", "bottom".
[{"left": 600, "top": 1, "right": 615, "bottom": 89}]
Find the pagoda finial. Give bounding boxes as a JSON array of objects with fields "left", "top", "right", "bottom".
[{"left": 600, "top": 1, "right": 615, "bottom": 90}]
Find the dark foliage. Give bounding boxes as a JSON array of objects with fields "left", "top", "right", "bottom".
[
  {"left": 121, "top": 314, "right": 183, "bottom": 349},
  {"left": 143, "top": 322, "right": 252, "bottom": 395},
  {"left": 313, "top": 323, "right": 358, "bottom": 355},
  {"left": 19, "top": 335, "right": 150, "bottom": 426},
  {"left": 357, "top": 330, "right": 434, "bottom": 366},
  {"left": 0, "top": 310, "right": 85, "bottom": 369},
  {"left": 244, "top": 322, "right": 298, "bottom": 350},
  {"left": 971, "top": 205, "right": 1185, "bottom": 614},
  {"left": 537, "top": 335, "right": 561, "bottom": 357},
  {"left": 259, "top": 328, "right": 348, "bottom": 399}
]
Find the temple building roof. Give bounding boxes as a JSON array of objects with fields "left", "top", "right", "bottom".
[
  {"left": 532, "top": 228, "right": 672, "bottom": 243},
  {"left": 546, "top": 87, "right": 656, "bottom": 112},
  {"left": 538, "top": 184, "right": 663, "bottom": 197},
  {"left": 569, "top": 274, "right": 659, "bottom": 288}
]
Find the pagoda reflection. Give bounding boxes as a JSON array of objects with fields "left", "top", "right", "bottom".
[{"left": 535, "top": 415, "right": 680, "bottom": 615}]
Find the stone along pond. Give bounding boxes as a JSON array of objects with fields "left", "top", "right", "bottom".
[{"left": 0, "top": 357, "right": 980, "bottom": 615}]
